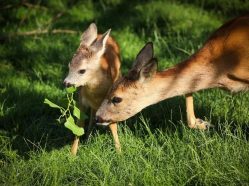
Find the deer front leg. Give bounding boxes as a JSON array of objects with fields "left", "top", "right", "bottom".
[
  {"left": 71, "top": 119, "right": 85, "bottom": 155},
  {"left": 185, "top": 93, "right": 210, "bottom": 129},
  {"left": 71, "top": 103, "right": 88, "bottom": 155},
  {"left": 83, "top": 109, "right": 96, "bottom": 141},
  {"left": 109, "top": 123, "right": 121, "bottom": 153}
]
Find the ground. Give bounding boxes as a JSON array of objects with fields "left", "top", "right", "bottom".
[{"left": 0, "top": 0, "right": 249, "bottom": 185}]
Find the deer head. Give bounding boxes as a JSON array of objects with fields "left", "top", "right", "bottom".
[
  {"left": 96, "top": 42, "right": 158, "bottom": 125},
  {"left": 64, "top": 23, "right": 111, "bottom": 87}
]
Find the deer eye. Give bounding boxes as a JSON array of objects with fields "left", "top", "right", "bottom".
[
  {"left": 111, "top": 97, "right": 122, "bottom": 104},
  {"left": 78, "top": 69, "right": 86, "bottom": 74}
]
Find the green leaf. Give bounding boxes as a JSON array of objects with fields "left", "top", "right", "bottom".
[
  {"left": 72, "top": 100, "right": 76, "bottom": 106},
  {"left": 44, "top": 99, "right": 62, "bottom": 109},
  {"left": 66, "top": 86, "right": 77, "bottom": 93},
  {"left": 73, "top": 106, "right": 80, "bottom": 119},
  {"left": 64, "top": 115, "right": 84, "bottom": 136}
]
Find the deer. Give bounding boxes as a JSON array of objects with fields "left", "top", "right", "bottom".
[
  {"left": 95, "top": 15, "right": 249, "bottom": 135},
  {"left": 64, "top": 23, "right": 121, "bottom": 155}
]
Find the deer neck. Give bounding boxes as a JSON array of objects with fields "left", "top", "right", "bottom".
[
  {"left": 143, "top": 54, "right": 217, "bottom": 105},
  {"left": 85, "top": 67, "right": 111, "bottom": 92}
]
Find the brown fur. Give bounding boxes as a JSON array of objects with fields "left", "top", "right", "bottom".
[
  {"left": 96, "top": 15, "right": 249, "bottom": 132},
  {"left": 80, "top": 35, "right": 121, "bottom": 110}
]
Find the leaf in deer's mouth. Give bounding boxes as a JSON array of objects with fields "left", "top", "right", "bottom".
[{"left": 66, "top": 86, "right": 77, "bottom": 93}]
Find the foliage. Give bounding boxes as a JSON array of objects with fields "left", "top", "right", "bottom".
[{"left": 44, "top": 86, "right": 85, "bottom": 137}]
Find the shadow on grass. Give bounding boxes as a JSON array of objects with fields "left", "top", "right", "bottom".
[
  {"left": 0, "top": 36, "right": 78, "bottom": 158},
  {"left": 0, "top": 83, "right": 75, "bottom": 158}
]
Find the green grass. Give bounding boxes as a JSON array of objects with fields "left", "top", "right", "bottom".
[{"left": 1, "top": 0, "right": 249, "bottom": 185}]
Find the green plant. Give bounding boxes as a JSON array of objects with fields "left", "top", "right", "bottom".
[{"left": 44, "top": 86, "right": 86, "bottom": 136}]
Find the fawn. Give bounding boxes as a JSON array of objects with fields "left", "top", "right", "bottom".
[
  {"left": 64, "top": 23, "right": 121, "bottom": 155},
  {"left": 96, "top": 15, "right": 249, "bottom": 131}
]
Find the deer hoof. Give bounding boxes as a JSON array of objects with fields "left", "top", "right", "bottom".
[{"left": 195, "top": 118, "right": 213, "bottom": 130}]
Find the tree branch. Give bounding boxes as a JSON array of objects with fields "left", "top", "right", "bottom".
[{"left": 14, "top": 29, "right": 78, "bottom": 36}]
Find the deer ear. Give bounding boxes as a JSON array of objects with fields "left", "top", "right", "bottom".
[
  {"left": 126, "top": 42, "right": 154, "bottom": 81},
  {"left": 91, "top": 29, "right": 111, "bottom": 56},
  {"left": 132, "top": 42, "right": 154, "bottom": 69},
  {"left": 80, "top": 23, "right": 97, "bottom": 46},
  {"left": 139, "top": 58, "right": 158, "bottom": 82}
]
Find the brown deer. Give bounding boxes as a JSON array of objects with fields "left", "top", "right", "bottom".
[
  {"left": 96, "top": 15, "right": 249, "bottom": 133},
  {"left": 64, "top": 23, "right": 121, "bottom": 155}
]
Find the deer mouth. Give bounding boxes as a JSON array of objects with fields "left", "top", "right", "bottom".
[
  {"left": 95, "top": 116, "right": 113, "bottom": 126},
  {"left": 64, "top": 81, "right": 74, "bottom": 88},
  {"left": 96, "top": 122, "right": 110, "bottom": 126}
]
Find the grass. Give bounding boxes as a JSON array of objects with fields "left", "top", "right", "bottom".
[{"left": 0, "top": 0, "right": 249, "bottom": 185}]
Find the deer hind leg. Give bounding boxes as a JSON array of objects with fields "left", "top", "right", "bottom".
[
  {"left": 226, "top": 73, "right": 249, "bottom": 92},
  {"left": 109, "top": 123, "right": 121, "bottom": 153},
  {"left": 185, "top": 93, "right": 211, "bottom": 130}
]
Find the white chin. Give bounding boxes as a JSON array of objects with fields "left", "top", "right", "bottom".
[{"left": 96, "top": 122, "right": 110, "bottom": 126}]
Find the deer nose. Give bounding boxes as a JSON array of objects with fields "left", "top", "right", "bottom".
[
  {"left": 63, "top": 80, "right": 72, "bottom": 87},
  {"left": 95, "top": 116, "right": 104, "bottom": 124}
]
